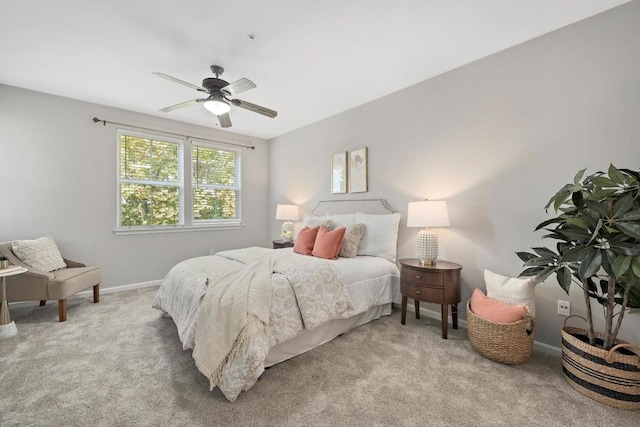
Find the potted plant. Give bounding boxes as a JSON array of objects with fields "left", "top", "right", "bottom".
[{"left": 517, "top": 165, "right": 640, "bottom": 409}]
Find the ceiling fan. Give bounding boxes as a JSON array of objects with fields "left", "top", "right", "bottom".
[{"left": 153, "top": 65, "right": 277, "bottom": 128}]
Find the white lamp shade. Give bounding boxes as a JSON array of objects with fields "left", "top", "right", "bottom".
[
  {"left": 275, "top": 204, "right": 299, "bottom": 221},
  {"left": 204, "top": 99, "right": 231, "bottom": 115},
  {"left": 407, "top": 200, "right": 450, "bottom": 228}
]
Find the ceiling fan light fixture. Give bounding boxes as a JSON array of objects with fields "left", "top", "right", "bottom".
[{"left": 204, "top": 99, "right": 231, "bottom": 115}]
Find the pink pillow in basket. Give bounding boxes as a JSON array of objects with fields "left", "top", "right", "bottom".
[{"left": 470, "top": 288, "right": 529, "bottom": 323}]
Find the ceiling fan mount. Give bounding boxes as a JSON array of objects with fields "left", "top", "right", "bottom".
[{"left": 153, "top": 64, "right": 277, "bottom": 128}]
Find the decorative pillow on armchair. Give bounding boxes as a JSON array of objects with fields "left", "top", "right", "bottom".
[{"left": 12, "top": 235, "right": 67, "bottom": 272}]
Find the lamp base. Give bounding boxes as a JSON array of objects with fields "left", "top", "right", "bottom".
[
  {"left": 416, "top": 228, "right": 438, "bottom": 265},
  {"left": 281, "top": 221, "right": 294, "bottom": 241}
]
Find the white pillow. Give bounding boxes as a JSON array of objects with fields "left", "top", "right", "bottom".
[
  {"left": 355, "top": 212, "right": 401, "bottom": 262},
  {"left": 302, "top": 213, "right": 356, "bottom": 228},
  {"left": 484, "top": 269, "right": 536, "bottom": 317},
  {"left": 12, "top": 236, "right": 67, "bottom": 272}
]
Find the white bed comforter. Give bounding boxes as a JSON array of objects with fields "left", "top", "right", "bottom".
[{"left": 152, "top": 247, "right": 354, "bottom": 402}]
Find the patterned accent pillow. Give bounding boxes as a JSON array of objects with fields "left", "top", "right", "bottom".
[
  {"left": 306, "top": 219, "right": 336, "bottom": 231},
  {"left": 12, "top": 235, "right": 67, "bottom": 272},
  {"left": 339, "top": 223, "right": 366, "bottom": 258},
  {"left": 470, "top": 288, "right": 529, "bottom": 323}
]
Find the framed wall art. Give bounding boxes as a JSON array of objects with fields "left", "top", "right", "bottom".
[
  {"left": 348, "top": 147, "right": 368, "bottom": 193},
  {"left": 331, "top": 151, "right": 347, "bottom": 194}
]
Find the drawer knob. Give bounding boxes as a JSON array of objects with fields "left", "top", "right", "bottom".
[
  {"left": 415, "top": 290, "right": 421, "bottom": 295},
  {"left": 416, "top": 275, "right": 421, "bottom": 279}
]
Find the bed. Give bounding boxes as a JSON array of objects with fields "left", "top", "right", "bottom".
[{"left": 152, "top": 199, "right": 401, "bottom": 401}]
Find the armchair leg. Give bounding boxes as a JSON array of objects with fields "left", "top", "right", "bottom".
[
  {"left": 40, "top": 300, "right": 46, "bottom": 306},
  {"left": 58, "top": 299, "right": 67, "bottom": 322},
  {"left": 93, "top": 284, "right": 100, "bottom": 303}
]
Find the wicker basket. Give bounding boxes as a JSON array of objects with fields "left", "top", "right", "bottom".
[
  {"left": 466, "top": 300, "right": 535, "bottom": 365},
  {"left": 561, "top": 315, "right": 640, "bottom": 410}
]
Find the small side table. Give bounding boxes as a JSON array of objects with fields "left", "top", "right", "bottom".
[
  {"left": 399, "top": 259, "right": 462, "bottom": 339},
  {"left": 272, "top": 239, "right": 294, "bottom": 249},
  {"left": 1, "top": 266, "right": 28, "bottom": 339}
]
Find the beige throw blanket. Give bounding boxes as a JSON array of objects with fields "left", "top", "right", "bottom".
[{"left": 193, "top": 254, "right": 274, "bottom": 391}]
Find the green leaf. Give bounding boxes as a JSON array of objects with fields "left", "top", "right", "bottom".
[
  {"left": 520, "top": 267, "right": 545, "bottom": 277},
  {"left": 556, "top": 267, "right": 572, "bottom": 294},
  {"left": 619, "top": 210, "right": 640, "bottom": 221},
  {"left": 585, "top": 200, "right": 610, "bottom": 218},
  {"left": 534, "top": 217, "right": 564, "bottom": 231},
  {"left": 612, "top": 255, "right": 632, "bottom": 279},
  {"left": 608, "top": 164, "right": 626, "bottom": 186},
  {"left": 579, "top": 249, "right": 602, "bottom": 279},
  {"left": 566, "top": 217, "right": 589, "bottom": 230},
  {"left": 573, "top": 168, "right": 586, "bottom": 185},
  {"left": 516, "top": 251, "right": 536, "bottom": 263},
  {"left": 588, "top": 219, "right": 603, "bottom": 244},
  {"left": 632, "top": 257, "right": 640, "bottom": 278},
  {"left": 571, "top": 191, "right": 584, "bottom": 210},
  {"left": 532, "top": 247, "right": 558, "bottom": 258},
  {"left": 617, "top": 221, "right": 640, "bottom": 240},
  {"left": 534, "top": 266, "right": 556, "bottom": 285},
  {"left": 590, "top": 176, "right": 617, "bottom": 189},
  {"left": 612, "top": 193, "right": 634, "bottom": 218},
  {"left": 610, "top": 242, "right": 640, "bottom": 256}
]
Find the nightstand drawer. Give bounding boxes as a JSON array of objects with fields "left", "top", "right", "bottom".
[
  {"left": 401, "top": 282, "right": 443, "bottom": 303},
  {"left": 401, "top": 267, "right": 443, "bottom": 287}
]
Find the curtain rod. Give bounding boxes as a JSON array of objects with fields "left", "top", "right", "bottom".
[{"left": 92, "top": 117, "right": 256, "bottom": 150}]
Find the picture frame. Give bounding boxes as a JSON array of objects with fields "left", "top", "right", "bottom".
[
  {"left": 348, "top": 147, "right": 368, "bottom": 193},
  {"left": 331, "top": 151, "right": 347, "bottom": 194}
]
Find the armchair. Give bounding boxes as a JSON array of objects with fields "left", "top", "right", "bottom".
[{"left": 0, "top": 241, "right": 101, "bottom": 322}]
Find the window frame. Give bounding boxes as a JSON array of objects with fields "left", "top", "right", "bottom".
[{"left": 115, "top": 129, "right": 243, "bottom": 235}]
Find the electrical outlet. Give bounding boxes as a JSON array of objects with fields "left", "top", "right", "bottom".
[
  {"left": 557, "top": 300, "right": 571, "bottom": 316},
  {"left": 209, "top": 249, "right": 215, "bottom": 255}
]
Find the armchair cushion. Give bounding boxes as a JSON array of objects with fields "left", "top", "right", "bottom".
[{"left": 11, "top": 236, "right": 66, "bottom": 272}]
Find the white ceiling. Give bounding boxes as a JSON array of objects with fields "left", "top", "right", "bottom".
[{"left": 0, "top": 0, "right": 630, "bottom": 140}]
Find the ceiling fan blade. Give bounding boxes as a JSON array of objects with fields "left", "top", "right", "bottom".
[
  {"left": 153, "top": 72, "right": 207, "bottom": 92},
  {"left": 217, "top": 113, "right": 232, "bottom": 128},
  {"left": 230, "top": 98, "right": 277, "bottom": 118},
  {"left": 158, "top": 98, "right": 205, "bottom": 113},
  {"left": 221, "top": 78, "right": 256, "bottom": 96}
]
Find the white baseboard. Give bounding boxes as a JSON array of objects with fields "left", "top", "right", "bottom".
[
  {"left": 403, "top": 303, "right": 562, "bottom": 357},
  {"left": 8, "top": 280, "right": 162, "bottom": 309}
]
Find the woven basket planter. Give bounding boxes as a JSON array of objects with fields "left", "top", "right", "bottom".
[
  {"left": 466, "top": 300, "right": 535, "bottom": 365},
  {"left": 561, "top": 315, "right": 640, "bottom": 410}
]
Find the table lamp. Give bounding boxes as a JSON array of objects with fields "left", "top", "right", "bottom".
[
  {"left": 407, "top": 200, "right": 450, "bottom": 265},
  {"left": 275, "top": 204, "right": 299, "bottom": 241}
]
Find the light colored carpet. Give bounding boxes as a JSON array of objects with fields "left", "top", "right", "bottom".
[{"left": 1, "top": 287, "right": 638, "bottom": 426}]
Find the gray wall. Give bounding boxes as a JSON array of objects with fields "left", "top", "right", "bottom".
[
  {"left": 0, "top": 84, "right": 270, "bottom": 288},
  {"left": 268, "top": 2, "right": 640, "bottom": 349}
]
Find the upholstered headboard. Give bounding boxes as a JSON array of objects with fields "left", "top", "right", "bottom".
[{"left": 310, "top": 198, "right": 397, "bottom": 216}]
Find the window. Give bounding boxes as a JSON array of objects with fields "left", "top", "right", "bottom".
[
  {"left": 192, "top": 143, "right": 241, "bottom": 222},
  {"left": 116, "top": 130, "right": 241, "bottom": 232}
]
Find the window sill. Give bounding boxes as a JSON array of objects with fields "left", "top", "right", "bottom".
[{"left": 114, "top": 223, "right": 244, "bottom": 235}]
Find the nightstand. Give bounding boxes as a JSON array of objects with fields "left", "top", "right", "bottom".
[
  {"left": 399, "top": 258, "right": 462, "bottom": 339},
  {"left": 272, "top": 239, "right": 294, "bottom": 249}
]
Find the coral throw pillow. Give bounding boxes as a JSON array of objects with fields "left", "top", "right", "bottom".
[
  {"left": 470, "top": 288, "right": 529, "bottom": 323},
  {"left": 293, "top": 226, "right": 320, "bottom": 255},
  {"left": 312, "top": 226, "right": 346, "bottom": 260}
]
